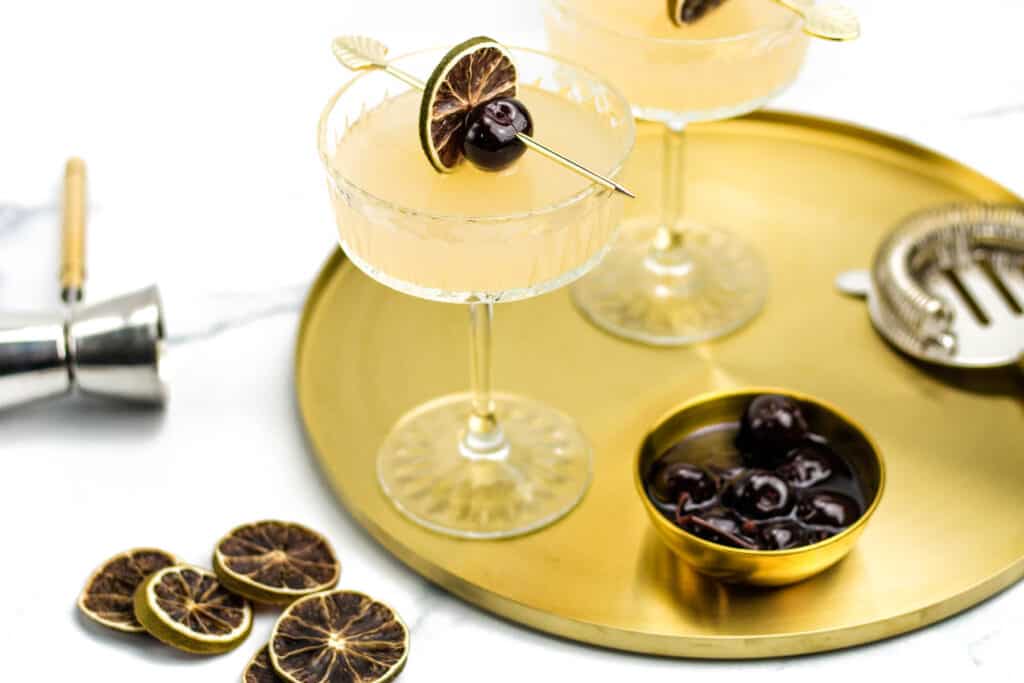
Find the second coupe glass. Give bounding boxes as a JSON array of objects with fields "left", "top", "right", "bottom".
[{"left": 545, "top": 0, "right": 809, "bottom": 345}]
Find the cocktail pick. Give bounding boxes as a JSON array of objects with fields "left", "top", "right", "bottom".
[
  {"left": 771, "top": 0, "right": 860, "bottom": 41},
  {"left": 331, "top": 36, "right": 637, "bottom": 199}
]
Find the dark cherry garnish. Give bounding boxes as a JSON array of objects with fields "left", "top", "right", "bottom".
[
  {"left": 651, "top": 462, "right": 718, "bottom": 507},
  {"left": 677, "top": 511, "right": 756, "bottom": 550},
  {"left": 737, "top": 394, "right": 809, "bottom": 466},
  {"left": 778, "top": 444, "right": 838, "bottom": 489},
  {"left": 722, "top": 470, "right": 794, "bottom": 520},
  {"left": 797, "top": 491, "right": 861, "bottom": 527},
  {"left": 759, "top": 521, "right": 807, "bottom": 550},
  {"left": 463, "top": 97, "right": 532, "bottom": 172},
  {"left": 674, "top": 0, "right": 728, "bottom": 25}
]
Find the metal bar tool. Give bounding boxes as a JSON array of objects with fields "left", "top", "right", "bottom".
[
  {"left": 0, "top": 159, "right": 167, "bottom": 411},
  {"left": 837, "top": 204, "right": 1024, "bottom": 373}
]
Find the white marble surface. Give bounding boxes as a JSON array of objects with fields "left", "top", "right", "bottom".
[{"left": 2, "top": 1, "right": 1023, "bottom": 680}]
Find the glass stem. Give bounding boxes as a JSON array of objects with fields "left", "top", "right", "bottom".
[
  {"left": 648, "top": 121, "right": 692, "bottom": 272},
  {"left": 463, "top": 301, "right": 507, "bottom": 459}
]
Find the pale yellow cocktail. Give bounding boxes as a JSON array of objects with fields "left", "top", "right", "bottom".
[
  {"left": 546, "top": 0, "right": 808, "bottom": 122},
  {"left": 328, "top": 86, "right": 625, "bottom": 298}
]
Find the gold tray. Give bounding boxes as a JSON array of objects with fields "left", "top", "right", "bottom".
[{"left": 296, "top": 112, "right": 1024, "bottom": 659}]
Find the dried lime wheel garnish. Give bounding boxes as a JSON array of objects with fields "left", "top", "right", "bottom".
[
  {"left": 419, "top": 36, "right": 517, "bottom": 172},
  {"left": 669, "top": 0, "right": 728, "bottom": 25},
  {"left": 133, "top": 564, "right": 253, "bottom": 654},
  {"left": 270, "top": 590, "right": 409, "bottom": 683},
  {"left": 244, "top": 645, "right": 284, "bottom": 683},
  {"left": 213, "top": 520, "right": 341, "bottom": 606},
  {"left": 77, "top": 548, "right": 179, "bottom": 633}
]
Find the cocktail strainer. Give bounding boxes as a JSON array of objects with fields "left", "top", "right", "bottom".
[{"left": 837, "top": 204, "right": 1024, "bottom": 370}]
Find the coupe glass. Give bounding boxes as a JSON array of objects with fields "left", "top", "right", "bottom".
[
  {"left": 317, "top": 47, "right": 635, "bottom": 538},
  {"left": 544, "top": 0, "right": 809, "bottom": 345}
]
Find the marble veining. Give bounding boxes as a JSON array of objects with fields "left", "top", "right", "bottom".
[
  {"left": 2, "top": 1, "right": 1023, "bottom": 681},
  {"left": 0, "top": 203, "right": 51, "bottom": 235},
  {"left": 163, "top": 284, "right": 308, "bottom": 347},
  {"left": 965, "top": 103, "right": 1024, "bottom": 120}
]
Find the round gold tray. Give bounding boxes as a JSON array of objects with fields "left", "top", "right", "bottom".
[{"left": 296, "top": 112, "right": 1024, "bottom": 659}]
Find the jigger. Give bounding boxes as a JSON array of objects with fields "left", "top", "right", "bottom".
[
  {"left": 0, "top": 287, "right": 166, "bottom": 409},
  {"left": 0, "top": 159, "right": 167, "bottom": 411}
]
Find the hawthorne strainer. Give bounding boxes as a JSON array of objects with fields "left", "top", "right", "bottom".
[{"left": 836, "top": 204, "right": 1024, "bottom": 371}]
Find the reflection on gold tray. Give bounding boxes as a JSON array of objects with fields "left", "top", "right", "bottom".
[{"left": 296, "top": 112, "right": 1024, "bottom": 658}]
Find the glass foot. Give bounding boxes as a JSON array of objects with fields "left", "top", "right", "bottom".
[
  {"left": 377, "top": 393, "right": 592, "bottom": 539},
  {"left": 571, "top": 220, "right": 768, "bottom": 346}
]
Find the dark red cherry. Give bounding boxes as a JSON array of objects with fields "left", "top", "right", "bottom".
[
  {"left": 681, "top": 0, "right": 726, "bottom": 24},
  {"left": 650, "top": 462, "right": 717, "bottom": 507},
  {"left": 797, "top": 491, "right": 861, "bottom": 527},
  {"left": 463, "top": 97, "right": 532, "bottom": 172},
  {"left": 737, "top": 394, "right": 810, "bottom": 466},
  {"left": 709, "top": 464, "right": 746, "bottom": 481},
  {"left": 677, "top": 511, "right": 756, "bottom": 549},
  {"left": 778, "top": 444, "right": 838, "bottom": 488},
  {"left": 759, "top": 521, "right": 807, "bottom": 550},
  {"left": 723, "top": 470, "right": 794, "bottom": 520}
]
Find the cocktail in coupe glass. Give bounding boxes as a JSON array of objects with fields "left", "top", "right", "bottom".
[
  {"left": 317, "top": 45, "right": 635, "bottom": 539},
  {"left": 544, "top": 0, "right": 810, "bottom": 345}
]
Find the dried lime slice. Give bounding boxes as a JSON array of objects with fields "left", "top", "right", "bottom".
[
  {"left": 243, "top": 645, "right": 284, "bottom": 683},
  {"left": 269, "top": 590, "right": 409, "bottom": 683},
  {"left": 419, "top": 36, "right": 517, "bottom": 172},
  {"left": 77, "top": 548, "right": 179, "bottom": 633},
  {"left": 213, "top": 520, "right": 341, "bottom": 606},
  {"left": 134, "top": 564, "right": 253, "bottom": 654},
  {"left": 669, "top": 0, "right": 728, "bottom": 25}
]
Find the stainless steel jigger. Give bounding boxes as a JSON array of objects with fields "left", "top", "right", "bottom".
[{"left": 0, "top": 159, "right": 167, "bottom": 411}]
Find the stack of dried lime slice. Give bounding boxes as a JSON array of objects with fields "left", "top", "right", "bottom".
[
  {"left": 77, "top": 520, "right": 409, "bottom": 682},
  {"left": 80, "top": 545, "right": 257, "bottom": 655}
]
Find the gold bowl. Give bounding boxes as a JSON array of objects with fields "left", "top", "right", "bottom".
[{"left": 635, "top": 388, "right": 886, "bottom": 587}]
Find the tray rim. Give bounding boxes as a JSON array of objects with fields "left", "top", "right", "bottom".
[{"left": 295, "top": 109, "right": 1024, "bottom": 659}]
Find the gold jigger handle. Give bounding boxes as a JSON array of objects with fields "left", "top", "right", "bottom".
[{"left": 61, "top": 157, "right": 87, "bottom": 304}]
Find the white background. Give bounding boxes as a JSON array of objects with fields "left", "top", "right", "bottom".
[{"left": 1, "top": 1, "right": 1023, "bottom": 681}]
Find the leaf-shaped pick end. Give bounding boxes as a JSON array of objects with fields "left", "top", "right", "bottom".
[
  {"left": 332, "top": 35, "right": 390, "bottom": 71},
  {"left": 804, "top": 1, "right": 860, "bottom": 41}
]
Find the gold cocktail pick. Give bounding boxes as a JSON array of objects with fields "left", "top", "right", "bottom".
[
  {"left": 332, "top": 36, "right": 637, "bottom": 199},
  {"left": 771, "top": 0, "right": 860, "bottom": 41}
]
